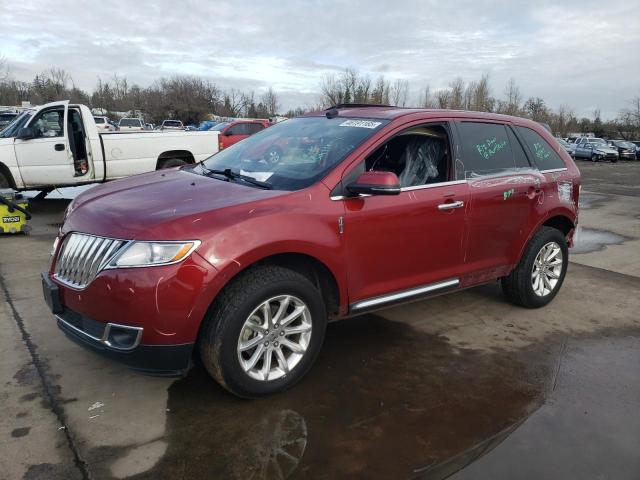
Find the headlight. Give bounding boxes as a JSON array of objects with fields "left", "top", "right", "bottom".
[
  {"left": 50, "top": 236, "right": 60, "bottom": 256},
  {"left": 108, "top": 241, "right": 200, "bottom": 268}
]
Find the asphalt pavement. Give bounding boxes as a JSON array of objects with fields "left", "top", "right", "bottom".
[{"left": 1, "top": 159, "right": 639, "bottom": 480}]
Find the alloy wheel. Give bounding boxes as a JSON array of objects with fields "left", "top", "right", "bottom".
[
  {"left": 531, "top": 241, "right": 563, "bottom": 297},
  {"left": 237, "top": 295, "right": 312, "bottom": 381}
]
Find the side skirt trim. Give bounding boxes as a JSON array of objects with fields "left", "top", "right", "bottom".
[{"left": 350, "top": 278, "right": 460, "bottom": 312}]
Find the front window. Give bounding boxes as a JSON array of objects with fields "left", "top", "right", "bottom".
[
  {"left": 32, "top": 110, "right": 64, "bottom": 138},
  {"left": 1, "top": 110, "right": 34, "bottom": 138},
  {"left": 199, "top": 116, "right": 388, "bottom": 191}
]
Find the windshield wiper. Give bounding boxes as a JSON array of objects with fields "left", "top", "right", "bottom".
[{"left": 201, "top": 166, "right": 272, "bottom": 189}]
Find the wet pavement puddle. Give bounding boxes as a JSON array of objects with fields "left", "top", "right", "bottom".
[
  {"left": 103, "top": 316, "right": 640, "bottom": 480},
  {"left": 571, "top": 227, "right": 630, "bottom": 254}
]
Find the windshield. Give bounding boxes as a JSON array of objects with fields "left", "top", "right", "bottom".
[
  {"left": 210, "top": 122, "right": 229, "bottom": 131},
  {"left": 0, "top": 110, "right": 34, "bottom": 138},
  {"left": 200, "top": 116, "right": 388, "bottom": 191},
  {"left": 163, "top": 120, "right": 182, "bottom": 127},
  {"left": 120, "top": 119, "right": 141, "bottom": 127},
  {"left": 0, "top": 113, "right": 17, "bottom": 122},
  {"left": 588, "top": 138, "right": 607, "bottom": 146},
  {"left": 557, "top": 138, "right": 569, "bottom": 147}
]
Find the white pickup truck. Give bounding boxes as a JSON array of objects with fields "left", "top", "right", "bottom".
[{"left": 0, "top": 101, "right": 219, "bottom": 191}]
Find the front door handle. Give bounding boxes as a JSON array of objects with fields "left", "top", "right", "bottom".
[
  {"left": 54, "top": 144, "right": 65, "bottom": 151},
  {"left": 438, "top": 200, "right": 464, "bottom": 211}
]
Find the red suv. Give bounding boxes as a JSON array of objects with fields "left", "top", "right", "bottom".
[
  {"left": 42, "top": 105, "right": 580, "bottom": 397},
  {"left": 213, "top": 119, "right": 270, "bottom": 151}
]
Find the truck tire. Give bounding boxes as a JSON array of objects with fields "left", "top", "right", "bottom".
[
  {"left": 501, "top": 226, "right": 568, "bottom": 309},
  {"left": 199, "top": 265, "right": 327, "bottom": 398},
  {"left": 0, "top": 171, "right": 10, "bottom": 188},
  {"left": 158, "top": 158, "right": 188, "bottom": 169}
]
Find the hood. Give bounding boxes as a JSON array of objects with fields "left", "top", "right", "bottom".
[
  {"left": 64, "top": 167, "right": 290, "bottom": 240},
  {"left": 0, "top": 137, "right": 15, "bottom": 147},
  {"left": 593, "top": 145, "right": 617, "bottom": 153}
]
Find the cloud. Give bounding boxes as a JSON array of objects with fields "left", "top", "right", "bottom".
[{"left": 1, "top": 0, "right": 638, "bottom": 117}]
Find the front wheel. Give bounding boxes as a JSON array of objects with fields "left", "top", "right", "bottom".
[
  {"left": 591, "top": 154, "right": 598, "bottom": 162},
  {"left": 501, "top": 226, "right": 569, "bottom": 308},
  {"left": 199, "top": 266, "right": 327, "bottom": 397}
]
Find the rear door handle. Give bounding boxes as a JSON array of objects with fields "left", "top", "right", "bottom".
[
  {"left": 54, "top": 144, "right": 65, "bottom": 151},
  {"left": 438, "top": 200, "right": 464, "bottom": 211}
]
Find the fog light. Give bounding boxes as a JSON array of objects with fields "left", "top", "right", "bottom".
[{"left": 102, "top": 323, "right": 143, "bottom": 350}]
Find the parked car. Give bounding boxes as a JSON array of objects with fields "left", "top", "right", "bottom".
[
  {"left": 573, "top": 137, "right": 619, "bottom": 162},
  {"left": 0, "top": 100, "right": 220, "bottom": 190},
  {"left": 43, "top": 105, "right": 580, "bottom": 397},
  {"left": 214, "top": 119, "right": 270, "bottom": 150},
  {"left": 160, "top": 119, "right": 185, "bottom": 131},
  {"left": 633, "top": 141, "right": 640, "bottom": 160},
  {"left": 118, "top": 118, "right": 145, "bottom": 132},
  {"left": 0, "top": 111, "right": 18, "bottom": 130},
  {"left": 556, "top": 138, "right": 574, "bottom": 155},
  {"left": 93, "top": 116, "right": 116, "bottom": 132},
  {"left": 606, "top": 139, "right": 636, "bottom": 160}
]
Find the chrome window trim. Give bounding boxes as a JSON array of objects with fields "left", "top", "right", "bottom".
[
  {"left": 56, "top": 315, "right": 143, "bottom": 351},
  {"left": 400, "top": 179, "right": 467, "bottom": 192},
  {"left": 351, "top": 278, "right": 459, "bottom": 311},
  {"left": 539, "top": 167, "right": 568, "bottom": 174},
  {"left": 330, "top": 180, "right": 467, "bottom": 200}
]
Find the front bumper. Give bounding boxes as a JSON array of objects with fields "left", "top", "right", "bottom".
[{"left": 42, "top": 271, "right": 194, "bottom": 376}]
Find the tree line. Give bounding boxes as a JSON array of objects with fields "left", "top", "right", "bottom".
[{"left": 1, "top": 58, "right": 639, "bottom": 139}]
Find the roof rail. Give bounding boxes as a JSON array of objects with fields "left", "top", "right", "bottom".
[{"left": 326, "top": 103, "right": 392, "bottom": 110}]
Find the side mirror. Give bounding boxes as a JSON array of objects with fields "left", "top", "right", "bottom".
[
  {"left": 224, "top": 130, "right": 234, "bottom": 136},
  {"left": 347, "top": 171, "right": 401, "bottom": 196},
  {"left": 16, "top": 127, "right": 35, "bottom": 140}
]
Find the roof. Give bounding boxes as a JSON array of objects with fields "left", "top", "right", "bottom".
[{"left": 303, "top": 104, "right": 537, "bottom": 126}]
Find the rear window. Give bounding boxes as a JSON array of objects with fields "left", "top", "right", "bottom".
[
  {"left": 93, "top": 117, "right": 105, "bottom": 124},
  {"left": 517, "top": 127, "right": 566, "bottom": 170},
  {"left": 457, "top": 121, "right": 522, "bottom": 177},
  {"left": 0, "top": 113, "right": 17, "bottom": 121},
  {"left": 120, "top": 119, "right": 142, "bottom": 127},
  {"left": 163, "top": 120, "right": 182, "bottom": 127}
]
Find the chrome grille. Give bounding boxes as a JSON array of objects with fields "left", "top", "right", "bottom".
[{"left": 54, "top": 233, "right": 127, "bottom": 289}]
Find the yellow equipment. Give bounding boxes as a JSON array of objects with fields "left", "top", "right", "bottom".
[{"left": 0, "top": 189, "right": 31, "bottom": 234}]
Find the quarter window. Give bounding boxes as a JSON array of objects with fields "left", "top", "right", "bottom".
[
  {"left": 517, "top": 127, "right": 566, "bottom": 170},
  {"left": 457, "top": 122, "right": 518, "bottom": 176}
]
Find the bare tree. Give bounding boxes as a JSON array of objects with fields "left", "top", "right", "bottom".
[
  {"left": 390, "top": 79, "right": 409, "bottom": 107},
  {"left": 261, "top": 87, "right": 280, "bottom": 116},
  {"left": 419, "top": 85, "right": 435, "bottom": 108},
  {"left": 501, "top": 77, "right": 522, "bottom": 116},
  {"left": 448, "top": 78, "right": 465, "bottom": 109}
]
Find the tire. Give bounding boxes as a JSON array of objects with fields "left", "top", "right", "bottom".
[
  {"left": 591, "top": 154, "right": 598, "bottom": 162},
  {"left": 501, "top": 226, "right": 569, "bottom": 309},
  {"left": 265, "top": 146, "right": 283, "bottom": 164},
  {"left": 0, "top": 171, "right": 10, "bottom": 188},
  {"left": 199, "top": 265, "right": 327, "bottom": 398},
  {"left": 158, "top": 158, "right": 188, "bottom": 169}
]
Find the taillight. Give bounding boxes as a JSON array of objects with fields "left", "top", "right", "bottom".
[{"left": 219, "top": 139, "right": 223, "bottom": 150}]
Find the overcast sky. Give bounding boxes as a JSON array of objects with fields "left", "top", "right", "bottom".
[{"left": 1, "top": 0, "right": 638, "bottom": 118}]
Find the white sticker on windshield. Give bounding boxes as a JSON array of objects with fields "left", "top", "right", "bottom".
[
  {"left": 240, "top": 170, "right": 273, "bottom": 182},
  {"left": 339, "top": 120, "right": 382, "bottom": 129}
]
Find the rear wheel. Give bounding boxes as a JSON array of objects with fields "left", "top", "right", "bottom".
[
  {"left": 199, "top": 265, "right": 327, "bottom": 397},
  {"left": 158, "top": 158, "right": 188, "bottom": 169},
  {"left": 502, "top": 226, "right": 568, "bottom": 308}
]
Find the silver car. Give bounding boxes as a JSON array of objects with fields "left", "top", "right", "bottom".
[{"left": 573, "top": 137, "right": 619, "bottom": 162}]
